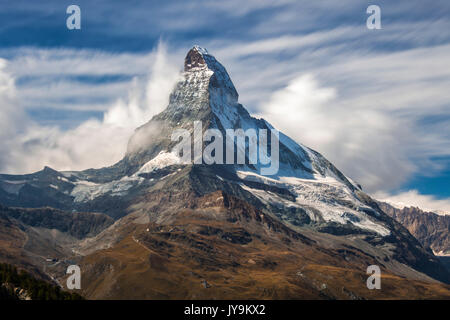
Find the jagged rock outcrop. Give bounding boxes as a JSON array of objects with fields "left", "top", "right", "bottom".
[{"left": 379, "top": 202, "right": 450, "bottom": 256}]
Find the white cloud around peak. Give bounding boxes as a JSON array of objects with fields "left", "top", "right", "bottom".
[{"left": 0, "top": 43, "right": 180, "bottom": 174}]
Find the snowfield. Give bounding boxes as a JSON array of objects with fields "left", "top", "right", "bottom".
[
  {"left": 135, "top": 151, "right": 181, "bottom": 175},
  {"left": 237, "top": 170, "right": 390, "bottom": 236}
]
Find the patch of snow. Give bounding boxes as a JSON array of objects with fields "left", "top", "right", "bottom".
[
  {"left": 70, "top": 151, "right": 183, "bottom": 203},
  {"left": 57, "top": 176, "right": 71, "bottom": 183},
  {"left": 2, "top": 180, "right": 27, "bottom": 184},
  {"left": 70, "top": 176, "right": 143, "bottom": 203},
  {"left": 60, "top": 171, "right": 80, "bottom": 179},
  {"left": 135, "top": 151, "right": 181, "bottom": 175}
]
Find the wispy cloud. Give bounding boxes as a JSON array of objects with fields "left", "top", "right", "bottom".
[
  {"left": 0, "top": 47, "right": 183, "bottom": 116},
  {"left": 0, "top": 43, "right": 180, "bottom": 174}
]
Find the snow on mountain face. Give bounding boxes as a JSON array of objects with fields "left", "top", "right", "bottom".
[
  {"left": 184, "top": 45, "right": 238, "bottom": 102},
  {"left": 135, "top": 151, "right": 181, "bottom": 175}
]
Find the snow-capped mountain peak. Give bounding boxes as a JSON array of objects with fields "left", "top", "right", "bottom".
[{"left": 0, "top": 47, "right": 396, "bottom": 236}]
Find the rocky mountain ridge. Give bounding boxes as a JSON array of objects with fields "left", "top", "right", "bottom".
[{"left": 378, "top": 202, "right": 450, "bottom": 256}]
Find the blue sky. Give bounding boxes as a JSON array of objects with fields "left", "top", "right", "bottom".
[{"left": 0, "top": 0, "right": 449, "bottom": 211}]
